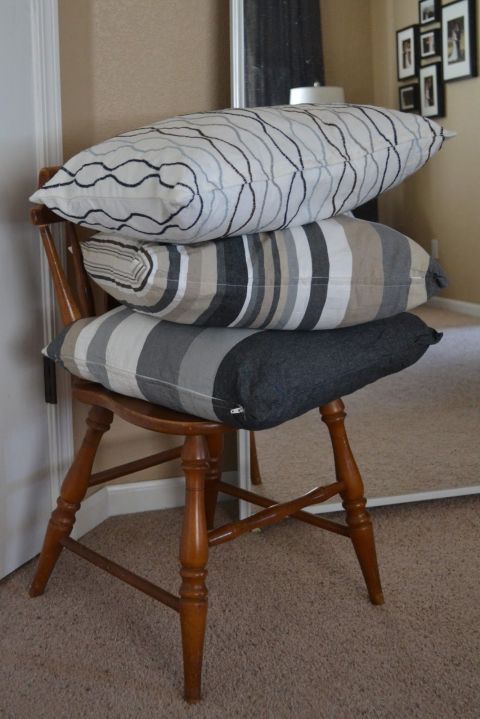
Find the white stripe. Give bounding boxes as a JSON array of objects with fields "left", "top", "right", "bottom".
[
  {"left": 229, "top": 235, "right": 254, "bottom": 327},
  {"left": 73, "top": 307, "right": 125, "bottom": 381},
  {"left": 314, "top": 219, "right": 353, "bottom": 328},
  {"left": 104, "top": 312, "right": 158, "bottom": 398},
  {"left": 282, "top": 226, "right": 313, "bottom": 330}
]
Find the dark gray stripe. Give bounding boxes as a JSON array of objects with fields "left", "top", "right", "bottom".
[
  {"left": 135, "top": 321, "right": 203, "bottom": 408},
  {"left": 297, "top": 222, "right": 329, "bottom": 330},
  {"left": 85, "top": 309, "right": 131, "bottom": 388},
  {"left": 375, "top": 223, "right": 411, "bottom": 319},
  {"left": 258, "top": 231, "right": 282, "bottom": 329}
]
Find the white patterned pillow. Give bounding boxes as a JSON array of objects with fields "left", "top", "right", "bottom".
[
  {"left": 82, "top": 216, "right": 447, "bottom": 330},
  {"left": 31, "top": 104, "right": 453, "bottom": 244}
]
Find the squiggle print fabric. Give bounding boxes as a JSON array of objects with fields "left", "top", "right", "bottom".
[{"left": 31, "top": 104, "right": 452, "bottom": 245}]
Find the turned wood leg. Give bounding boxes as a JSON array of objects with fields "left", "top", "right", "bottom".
[
  {"left": 320, "top": 399, "right": 384, "bottom": 605},
  {"left": 29, "top": 406, "right": 113, "bottom": 597},
  {"left": 204, "top": 434, "right": 224, "bottom": 530},
  {"left": 249, "top": 431, "right": 262, "bottom": 485},
  {"left": 179, "top": 435, "right": 209, "bottom": 703}
]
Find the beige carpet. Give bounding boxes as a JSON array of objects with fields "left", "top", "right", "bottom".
[
  {"left": 1, "top": 496, "right": 480, "bottom": 718},
  {"left": 254, "top": 305, "right": 480, "bottom": 502}
]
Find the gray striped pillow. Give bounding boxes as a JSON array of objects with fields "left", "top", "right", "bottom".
[
  {"left": 81, "top": 216, "right": 447, "bottom": 330},
  {"left": 30, "top": 103, "right": 453, "bottom": 244},
  {"left": 44, "top": 307, "right": 441, "bottom": 430}
]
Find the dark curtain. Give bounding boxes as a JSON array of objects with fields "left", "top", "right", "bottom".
[{"left": 244, "top": 0, "right": 325, "bottom": 107}]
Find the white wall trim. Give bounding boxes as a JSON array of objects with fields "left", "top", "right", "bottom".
[
  {"left": 307, "top": 485, "right": 480, "bottom": 516},
  {"left": 429, "top": 296, "right": 480, "bottom": 319},
  {"left": 229, "top": 0, "right": 245, "bottom": 108},
  {"left": 30, "top": 0, "right": 74, "bottom": 508},
  {"left": 73, "top": 471, "right": 239, "bottom": 539}
]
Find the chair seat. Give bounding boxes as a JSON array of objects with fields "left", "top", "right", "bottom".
[{"left": 45, "top": 307, "right": 441, "bottom": 431}]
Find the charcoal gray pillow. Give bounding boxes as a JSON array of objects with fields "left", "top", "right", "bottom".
[
  {"left": 82, "top": 215, "right": 447, "bottom": 330},
  {"left": 30, "top": 103, "right": 453, "bottom": 244},
  {"left": 44, "top": 307, "right": 441, "bottom": 430}
]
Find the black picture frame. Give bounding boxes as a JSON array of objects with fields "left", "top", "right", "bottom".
[
  {"left": 419, "top": 0, "right": 441, "bottom": 25},
  {"left": 419, "top": 62, "right": 445, "bottom": 117},
  {"left": 398, "top": 83, "right": 420, "bottom": 112},
  {"left": 442, "top": 0, "right": 478, "bottom": 82},
  {"left": 396, "top": 24, "right": 420, "bottom": 80},
  {"left": 420, "top": 28, "right": 442, "bottom": 58}
]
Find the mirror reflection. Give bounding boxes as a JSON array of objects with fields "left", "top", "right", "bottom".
[{"left": 233, "top": 0, "right": 480, "bottom": 509}]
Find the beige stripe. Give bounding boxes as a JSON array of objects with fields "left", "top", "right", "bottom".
[
  {"left": 251, "top": 234, "right": 276, "bottom": 327},
  {"left": 337, "top": 216, "right": 384, "bottom": 327},
  {"left": 406, "top": 238, "right": 430, "bottom": 310},
  {"left": 267, "top": 229, "right": 291, "bottom": 328},
  {"left": 57, "top": 318, "right": 94, "bottom": 379}
]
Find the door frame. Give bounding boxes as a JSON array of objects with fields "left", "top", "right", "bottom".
[{"left": 31, "top": 0, "right": 74, "bottom": 508}]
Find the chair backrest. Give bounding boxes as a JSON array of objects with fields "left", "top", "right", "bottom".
[{"left": 31, "top": 166, "right": 95, "bottom": 326}]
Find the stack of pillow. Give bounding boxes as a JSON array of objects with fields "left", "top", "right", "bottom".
[{"left": 32, "top": 104, "right": 451, "bottom": 430}]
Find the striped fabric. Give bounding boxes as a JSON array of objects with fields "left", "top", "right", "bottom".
[
  {"left": 30, "top": 104, "right": 453, "bottom": 244},
  {"left": 45, "top": 307, "right": 441, "bottom": 430},
  {"left": 82, "top": 216, "right": 447, "bottom": 330}
]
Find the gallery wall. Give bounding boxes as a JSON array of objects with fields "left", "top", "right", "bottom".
[{"left": 369, "top": 0, "right": 480, "bottom": 305}]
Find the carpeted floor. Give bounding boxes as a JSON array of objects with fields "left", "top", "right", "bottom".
[
  {"left": 254, "top": 306, "right": 480, "bottom": 502},
  {"left": 1, "top": 496, "right": 479, "bottom": 719},
  {"left": 1, "top": 305, "right": 479, "bottom": 718}
]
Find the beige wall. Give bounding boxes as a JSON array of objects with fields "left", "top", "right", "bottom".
[
  {"left": 59, "top": 0, "right": 232, "bottom": 478},
  {"left": 60, "top": 0, "right": 230, "bottom": 156},
  {"left": 322, "top": 0, "right": 374, "bottom": 104},
  {"left": 370, "top": 0, "right": 480, "bottom": 304}
]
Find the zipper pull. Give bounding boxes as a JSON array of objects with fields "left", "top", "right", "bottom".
[{"left": 230, "top": 405, "right": 245, "bottom": 415}]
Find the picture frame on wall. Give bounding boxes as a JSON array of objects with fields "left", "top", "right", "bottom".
[
  {"left": 396, "top": 25, "right": 419, "bottom": 80},
  {"left": 419, "top": 62, "right": 445, "bottom": 117},
  {"left": 419, "top": 0, "right": 441, "bottom": 25},
  {"left": 420, "top": 29, "right": 442, "bottom": 58},
  {"left": 399, "top": 83, "right": 420, "bottom": 112},
  {"left": 442, "top": 0, "right": 478, "bottom": 81}
]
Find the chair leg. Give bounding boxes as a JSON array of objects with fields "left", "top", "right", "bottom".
[
  {"left": 204, "top": 434, "right": 224, "bottom": 530},
  {"left": 179, "top": 435, "right": 209, "bottom": 703},
  {"left": 320, "top": 399, "right": 384, "bottom": 605},
  {"left": 249, "top": 431, "right": 262, "bottom": 485},
  {"left": 29, "top": 405, "right": 113, "bottom": 597}
]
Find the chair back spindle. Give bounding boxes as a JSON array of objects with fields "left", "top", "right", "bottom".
[
  {"left": 31, "top": 166, "right": 93, "bottom": 325},
  {"left": 66, "top": 223, "right": 95, "bottom": 317},
  {"left": 39, "top": 224, "right": 82, "bottom": 325}
]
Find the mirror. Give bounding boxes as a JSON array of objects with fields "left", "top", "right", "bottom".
[{"left": 230, "top": 0, "right": 480, "bottom": 513}]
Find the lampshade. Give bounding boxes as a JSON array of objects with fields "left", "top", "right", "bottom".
[{"left": 289, "top": 84, "right": 345, "bottom": 105}]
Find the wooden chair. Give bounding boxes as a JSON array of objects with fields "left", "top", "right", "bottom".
[{"left": 29, "top": 167, "right": 384, "bottom": 703}]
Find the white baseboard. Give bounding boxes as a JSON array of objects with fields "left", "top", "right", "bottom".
[
  {"left": 73, "top": 471, "right": 238, "bottom": 539},
  {"left": 428, "top": 296, "right": 480, "bottom": 319},
  {"left": 307, "top": 485, "right": 480, "bottom": 515}
]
